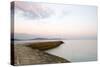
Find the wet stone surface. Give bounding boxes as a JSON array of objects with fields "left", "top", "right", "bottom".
[{"left": 13, "top": 41, "right": 70, "bottom": 65}]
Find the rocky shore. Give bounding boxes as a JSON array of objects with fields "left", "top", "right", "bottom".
[
  {"left": 12, "top": 41, "right": 70, "bottom": 65},
  {"left": 26, "top": 41, "right": 64, "bottom": 50}
]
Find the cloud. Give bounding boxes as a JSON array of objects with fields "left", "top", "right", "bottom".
[{"left": 15, "top": 1, "right": 53, "bottom": 19}]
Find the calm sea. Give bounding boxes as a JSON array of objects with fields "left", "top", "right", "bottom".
[{"left": 14, "top": 40, "right": 97, "bottom": 62}]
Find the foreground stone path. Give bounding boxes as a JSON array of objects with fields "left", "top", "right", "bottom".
[{"left": 14, "top": 44, "right": 70, "bottom": 65}]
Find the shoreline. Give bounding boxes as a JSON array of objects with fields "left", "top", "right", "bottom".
[{"left": 12, "top": 41, "right": 70, "bottom": 65}]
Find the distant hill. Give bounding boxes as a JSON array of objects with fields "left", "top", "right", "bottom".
[
  {"left": 12, "top": 37, "right": 62, "bottom": 41},
  {"left": 30, "top": 38, "right": 49, "bottom": 40},
  {"left": 11, "top": 33, "right": 63, "bottom": 41},
  {"left": 30, "top": 38, "right": 62, "bottom": 40}
]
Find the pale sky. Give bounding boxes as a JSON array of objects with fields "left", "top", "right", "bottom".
[{"left": 13, "top": 1, "right": 97, "bottom": 39}]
